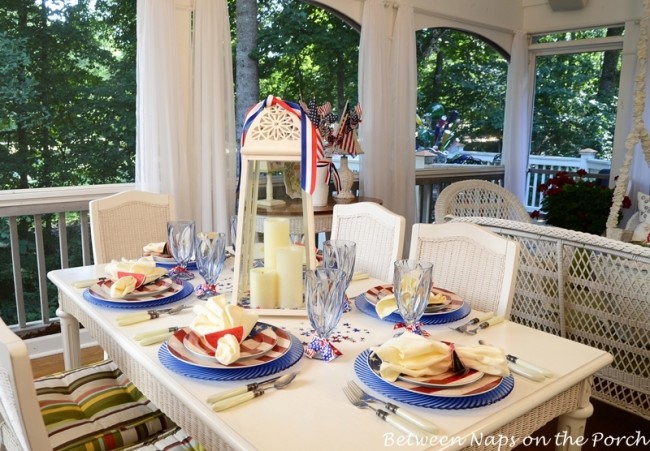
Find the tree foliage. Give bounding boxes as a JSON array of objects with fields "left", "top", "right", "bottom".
[
  {"left": 256, "top": 0, "right": 359, "bottom": 110},
  {"left": 416, "top": 29, "right": 508, "bottom": 152},
  {"left": 0, "top": 0, "right": 136, "bottom": 191},
  {"left": 0, "top": 0, "right": 136, "bottom": 324}
]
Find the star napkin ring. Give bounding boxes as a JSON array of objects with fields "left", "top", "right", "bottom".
[{"left": 305, "top": 335, "right": 342, "bottom": 362}]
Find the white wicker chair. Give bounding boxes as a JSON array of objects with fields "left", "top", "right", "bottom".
[
  {"left": 434, "top": 179, "right": 532, "bottom": 223},
  {"left": 0, "top": 318, "right": 201, "bottom": 451},
  {"left": 330, "top": 202, "right": 405, "bottom": 281},
  {"left": 409, "top": 222, "right": 520, "bottom": 318},
  {"left": 450, "top": 216, "right": 650, "bottom": 421},
  {"left": 90, "top": 190, "right": 175, "bottom": 264}
]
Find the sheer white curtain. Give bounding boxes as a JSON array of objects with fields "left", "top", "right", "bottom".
[
  {"left": 136, "top": 0, "right": 236, "bottom": 230},
  {"left": 359, "top": 0, "right": 416, "bottom": 253},
  {"left": 358, "top": 0, "right": 391, "bottom": 210},
  {"left": 502, "top": 31, "right": 530, "bottom": 204},
  {"left": 390, "top": 5, "right": 417, "bottom": 247},
  {"left": 136, "top": 0, "right": 190, "bottom": 216},
  {"left": 191, "top": 0, "right": 237, "bottom": 234}
]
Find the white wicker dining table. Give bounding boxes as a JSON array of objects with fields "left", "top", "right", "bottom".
[{"left": 48, "top": 264, "right": 612, "bottom": 451}]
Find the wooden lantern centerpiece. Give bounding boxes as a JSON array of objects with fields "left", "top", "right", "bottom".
[{"left": 232, "top": 96, "right": 321, "bottom": 308}]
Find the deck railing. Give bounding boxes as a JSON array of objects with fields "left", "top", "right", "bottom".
[
  {"left": 0, "top": 184, "right": 133, "bottom": 337},
  {"left": 0, "top": 151, "right": 611, "bottom": 340}
]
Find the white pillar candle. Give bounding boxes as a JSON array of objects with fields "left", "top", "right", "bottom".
[
  {"left": 249, "top": 268, "right": 278, "bottom": 309},
  {"left": 263, "top": 218, "right": 290, "bottom": 270},
  {"left": 276, "top": 245, "right": 304, "bottom": 309}
]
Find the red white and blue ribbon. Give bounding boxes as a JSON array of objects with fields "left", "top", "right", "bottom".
[
  {"left": 316, "top": 160, "right": 341, "bottom": 192},
  {"left": 195, "top": 283, "right": 218, "bottom": 299},
  {"left": 240, "top": 95, "right": 324, "bottom": 195},
  {"left": 168, "top": 266, "right": 194, "bottom": 280},
  {"left": 305, "top": 335, "right": 342, "bottom": 362},
  {"left": 393, "top": 322, "right": 430, "bottom": 337}
]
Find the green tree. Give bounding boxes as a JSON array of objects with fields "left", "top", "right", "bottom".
[
  {"left": 256, "top": 0, "right": 359, "bottom": 110},
  {"left": 531, "top": 28, "right": 620, "bottom": 159},
  {"left": 0, "top": 0, "right": 136, "bottom": 190},
  {"left": 0, "top": 0, "right": 136, "bottom": 324},
  {"left": 416, "top": 29, "right": 508, "bottom": 151}
]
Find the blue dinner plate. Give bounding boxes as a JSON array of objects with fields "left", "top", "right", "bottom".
[
  {"left": 158, "top": 333, "right": 304, "bottom": 381},
  {"left": 354, "top": 294, "right": 470, "bottom": 325},
  {"left": 83, "top": 280, "right": 193, "bottom": 309},
  {"left": 354, "top": 349, "right": 514, "bottom": 409}
]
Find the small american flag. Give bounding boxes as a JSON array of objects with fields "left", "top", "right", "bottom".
[{"left": 318, "top": 101, "right": 332, "bottom": 117}]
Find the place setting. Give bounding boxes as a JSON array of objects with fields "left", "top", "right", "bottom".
[
  {"left": 144, "top": 240, "right": 197, "bottom": 271},
  {"left": 81, "top": 256, "right": 193, "bottom": 310},
  {"left": 354, "top": 260, "right": 470, "bottom": 325},
  {"left": 350, "top": 259, "right": 514, "bottom": 412},
  {"left": 157, "top": 294, "right": 304, "bottom": 381}
]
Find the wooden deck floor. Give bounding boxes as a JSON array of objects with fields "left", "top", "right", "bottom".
[{"left": 30, "top": 346, "right": 105, "bottom": 378}]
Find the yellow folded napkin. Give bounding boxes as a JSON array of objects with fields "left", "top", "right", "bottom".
[
  {"left": 104, "top": 257, "right": 168, "bottom": 298},
  {"left": 372, "top": 333, "right": 452, "bottom": 381},
  {"left": 214, "top": 334, "right": 241, "bottom": 365},
  {"left": 454, "top": 345, "right": 510, "bottom": 376},
  {"left": 375, "top": 292, "right": 448, "bottom": 319},
  {"left": 372, "top": 332, "right": 509, "bottom": 382},
  {"left": 110, "top": 276, "right": 138, "bottom": 299},
  {"left": 189, "top": 295, "right": 259, "bottom": 365},
  {"left": 143, "top": 241, "right": 170, "bottom": 257}
]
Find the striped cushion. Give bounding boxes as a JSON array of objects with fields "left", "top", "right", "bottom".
[{"left": 35, "top": 360, "right": 201, "bottom": 451}]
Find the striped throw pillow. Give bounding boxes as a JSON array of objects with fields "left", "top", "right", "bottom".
[{"left": 35, "top": 360, "right": 201, "bottom": 451}]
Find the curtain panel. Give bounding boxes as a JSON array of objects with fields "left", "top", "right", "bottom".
[
  {"left": 136, "top": 0, "right": 236, "bottom": 233},
  {"left": 359, "top": 0, "right": 416, "bottom": 255},
  {"left": 502, "top": 31, "right": 530, "bottom": 204}
]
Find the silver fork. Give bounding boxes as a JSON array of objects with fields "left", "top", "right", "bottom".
[
  {"left": 347, "top": 381, "right": 438, "bottom": 433},
  {"left": 342, "top": 387, "right": 431, "bottom": 437}
]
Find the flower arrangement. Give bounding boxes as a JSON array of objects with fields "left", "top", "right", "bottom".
[
  {"left": 432, "top": 110, "right": 461, "bottom": 151},
  {"left": 531, "top": 170, "right": 631, "bottom": 235},
  {"left": 416, "top": 104, "right": 461, "bottom": 150},
  {"left": 300, "top": 97, "right": 363, "bottom": 157}
]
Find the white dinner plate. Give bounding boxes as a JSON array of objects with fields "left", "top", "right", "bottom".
[
  {"left": 152, "top": 255, "right": 176, "bottom": 263},
  {"left": 364, "top": 284, "right": 463, "bottom": 316},
  {"left": 184, "top": 322, "right": 278, "bottom": 361},
  {"left": 88, "top": 277, "right": 179, "bottom": 302},
  {"left": 167, "top": 325, "right": 291, "bottom": 369},
  {"left": 367, "top": 352, "right": 502, "bottom": 398}
]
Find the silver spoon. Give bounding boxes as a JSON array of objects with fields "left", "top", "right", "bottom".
[{"left": 211, "top": 372, "right": 298, "bottom": 411}]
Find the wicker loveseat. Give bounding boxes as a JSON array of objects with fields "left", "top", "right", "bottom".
[{"left": 450, "top": 217, "right": 650, "bottom": 420}]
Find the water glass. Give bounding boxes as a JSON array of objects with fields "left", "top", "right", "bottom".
[
  {"left": 167, "top": 220, "right": 196, "bottom": 280},
  {"left": 194, "top": 232, "right": 226, "bottom": 298},
  {"left": 393, "top": 260, "right": 433, "bottom": 332},
  {"left": 322, "top": 239, "right": 356, "bottom": 288},
  {"left": 304, "top": 269, "right": 347, "bottom": 341}
]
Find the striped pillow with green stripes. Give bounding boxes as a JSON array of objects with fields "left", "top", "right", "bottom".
[{"left": 35, "top": 360, "right": 201, "bottom": 451}]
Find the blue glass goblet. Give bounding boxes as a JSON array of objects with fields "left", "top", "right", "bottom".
[{"left": 194, "top": 232, "right": 226, "bottom": 299}]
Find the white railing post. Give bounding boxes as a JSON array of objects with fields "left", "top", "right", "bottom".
[{"left": 579, "top": 148, "right": 598, "bottom": 171}]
